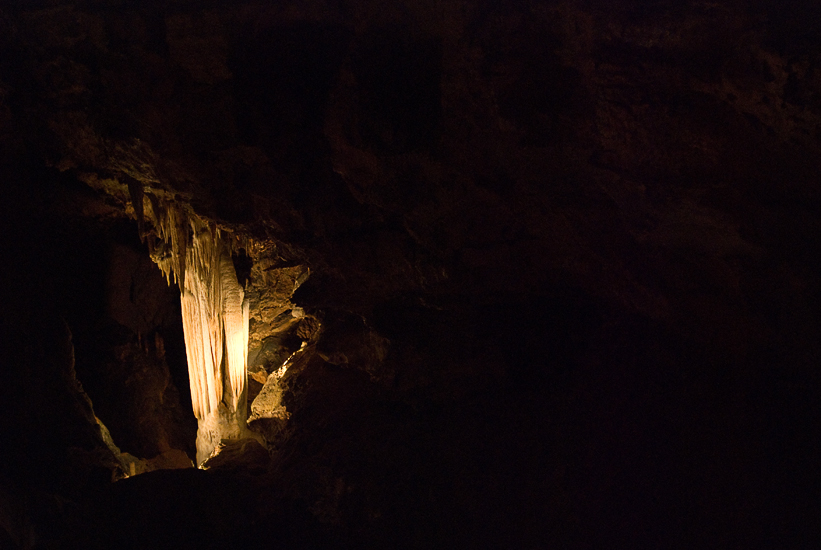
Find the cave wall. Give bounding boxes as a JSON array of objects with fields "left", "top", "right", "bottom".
[
  {"left": 72, "top": 238, "right": 196, "bottom": 460},
  {"left": 0, "top": 0, "right": 820, "bottom": 548}
]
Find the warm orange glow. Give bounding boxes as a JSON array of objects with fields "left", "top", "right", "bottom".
[{"left": 145, "top": 199, "right": 252, "bottom": 463}]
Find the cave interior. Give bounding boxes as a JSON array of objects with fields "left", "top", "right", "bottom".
[{"left": 0, "top": 1, "right": 820, "bottom": 548}]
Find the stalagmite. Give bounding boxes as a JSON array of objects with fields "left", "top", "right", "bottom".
[{"left": 142, "top": 196, "right": 255, "bottom": 464}]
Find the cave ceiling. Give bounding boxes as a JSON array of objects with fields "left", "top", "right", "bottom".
[{"left": 3, "top": 0, "right": 820, "bottom": 321}]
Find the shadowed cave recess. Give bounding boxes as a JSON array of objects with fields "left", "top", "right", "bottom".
[{"left": 1, "top": 0, "right": 820, "bottom": 548}]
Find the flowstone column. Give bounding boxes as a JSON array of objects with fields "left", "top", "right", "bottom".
[{"left": 147, "top": 203, "right": 255, "bottom": 465}]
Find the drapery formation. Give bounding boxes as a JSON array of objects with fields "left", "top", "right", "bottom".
[{"left": 143, "top": 198, "right": 249, "bottom": 421}]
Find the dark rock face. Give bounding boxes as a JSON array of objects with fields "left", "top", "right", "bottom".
[
  {"left": 73, "top": 241, "right": 196, "bottom": 460},
  {"left": 1, "top": 0, "right": 820, "bottom": 548}
]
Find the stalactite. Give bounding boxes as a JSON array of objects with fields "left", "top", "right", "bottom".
[
  {"left": 141, "top": 192, "right": 253, "bottom": 461},
  {"left": 220, "top": 251, "right": 248, "bottom": 411},
  {"left": 180, "top": 216, "right": 229, "bottom": 421},
  {"left": 171, "top": 205, "right": 188, "bottom": 292}
]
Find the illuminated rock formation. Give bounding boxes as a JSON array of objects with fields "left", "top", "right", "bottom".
[{"left": 145, "top": 200, "right": 254, "bottom": 464}]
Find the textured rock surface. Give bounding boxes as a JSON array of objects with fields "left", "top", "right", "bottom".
[
  {"left": 1, "top": 0, "right": 821, "bottom": 548},
  {"left": 200, "top": 437, "right": 269, "bottom": 473}
]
